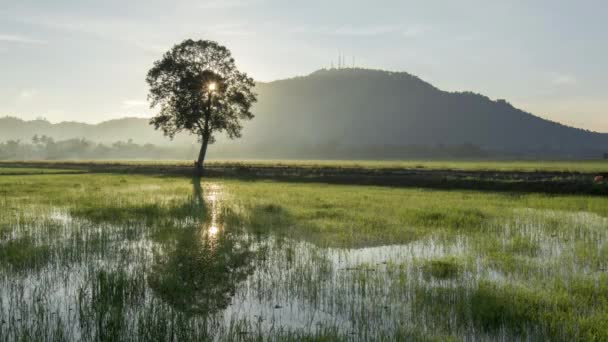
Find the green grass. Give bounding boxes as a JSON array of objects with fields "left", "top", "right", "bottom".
[
  {"left": 420, "top": 257, "right": 463, "bottom": 279},
  {"left": 222, "top": 179, "right": 608, "bottom": 247},
  {"left": 0, "top": 236, "right": 52, "bottom": 271},
  {"left": 0, "top": 169, "right": 607, "bottom": 340}
]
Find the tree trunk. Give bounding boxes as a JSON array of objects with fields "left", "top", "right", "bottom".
[{"left": 195, "top": 137, "right": 209, "bottom": 177}]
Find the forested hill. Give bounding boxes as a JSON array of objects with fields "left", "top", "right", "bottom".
[
  {"left": 246, "top": 69, "right": 608, "bottom": 157},
  {"left": 2, "top": 68, "right": 607, "bottom": 158}
]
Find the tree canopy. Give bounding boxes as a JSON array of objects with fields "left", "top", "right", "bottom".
[{"left": 146, "top": 39, "right": 256, "bottom": 171}]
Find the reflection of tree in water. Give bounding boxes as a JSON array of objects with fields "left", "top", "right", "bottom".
[
  {"left": 149, "top": 178, "right": 256, "bottom": 315},
  {"left": 191, "top": 176, "right": 204, "bottom": 208}
]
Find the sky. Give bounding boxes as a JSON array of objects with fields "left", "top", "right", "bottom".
[{"left": 0, "top": 0, "right": 607, "bottom": 132}]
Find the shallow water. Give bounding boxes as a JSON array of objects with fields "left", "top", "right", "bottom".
[{"left": 1, "top": 183, "right": 607, "bottom": 341}]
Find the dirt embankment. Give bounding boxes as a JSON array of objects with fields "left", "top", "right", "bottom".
[{"left": 1, "top": 161, "right": 607, "bottom": 195}]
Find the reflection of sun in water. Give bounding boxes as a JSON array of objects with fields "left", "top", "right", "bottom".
[{"left": 201, "top": 183, "right": 223, "bottom": 244}]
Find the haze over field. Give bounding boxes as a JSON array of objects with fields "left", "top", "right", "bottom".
[
  {"left": 2, "top": 69, "right": 607, "bottom": 159},
  {"left": 1, "top": 0, "right": 607, "bottom": 132}
]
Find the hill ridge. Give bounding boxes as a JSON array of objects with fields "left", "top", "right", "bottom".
[{"left": 2, "top": 68, "right": 607, "bottom": 158}]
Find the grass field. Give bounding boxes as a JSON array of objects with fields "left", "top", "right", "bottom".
[
  {"left": 3, "top": 159, "right": 607, "bottom": 197},
  {"left": 1, "top": 166, "right": 607, "bottom": 340}
]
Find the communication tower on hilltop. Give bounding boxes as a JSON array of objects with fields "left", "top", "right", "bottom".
[{"left": 331, "top": 52, "right": 356, "bottom": 69}]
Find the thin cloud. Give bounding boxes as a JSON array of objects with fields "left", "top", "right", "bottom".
[
  {"left": 0, "top": 34, "right": 45, "bottom": 44},
  {"left": 335, "top": 25, "right": 399, "bottom": 37},
  {"left": 292, "top": 24, "right": 430, "bottom": 38},
  {"left": 551, "top": 74, "right": 577, "bottom": 86},
  {"left": 15, "top": 14, "right": 160, "bottom": 53},
  {"left": 454, "top": 33, "right": 480, "bottom": 42},
  {"left": 122, "top": 99, "right": 148, "bottom": 109},
  {"left": 197, "top": 0, "right": 266, "bottom": 10},
  {"left": 402, "top": 25, "right": 429, "bottom": 38},
  {"left": 132, "top": 42, "right": 168, "bottom": 54},
  {"left": 18, "top": 89, "right": 38, "bottom": 101},
  {"left": 205, "top": 23, "right": 256, "bottom": 37}
]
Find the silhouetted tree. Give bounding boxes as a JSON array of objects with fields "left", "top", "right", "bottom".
[{"left": 146, "top": 39, "right": 257, "bottom": 175}]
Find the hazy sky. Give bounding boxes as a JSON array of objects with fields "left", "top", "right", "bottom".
[{"left": 1, "top": 0, "right": 607, "bottom": 132}]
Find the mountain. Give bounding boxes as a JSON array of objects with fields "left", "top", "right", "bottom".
[
  {"left": 245, "top": 68, "right": 608, "bottom": 158},
  {"left": 2, "top": 68, "right": 607, "bottom": 159}
]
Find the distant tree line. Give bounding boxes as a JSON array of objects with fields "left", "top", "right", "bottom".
[
  {"left": 0, "top": 135, "right": 198, "bottom": 160},
  {"left": 3, "top": 135, "right": 597, "bottom": 160},
  {"left": 0, "top": 135, "right": 493, "bottom": 160},
  {"left": 0, "top": 135, "right": 490, "bottom": 160}
]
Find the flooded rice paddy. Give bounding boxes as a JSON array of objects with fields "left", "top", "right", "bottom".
[{"left": 1, "top": 173, "right": 607, "bottom": 341}]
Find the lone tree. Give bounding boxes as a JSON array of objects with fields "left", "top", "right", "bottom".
[{"left": 146, "top": 39, "right": 256, "bottom": 175}]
